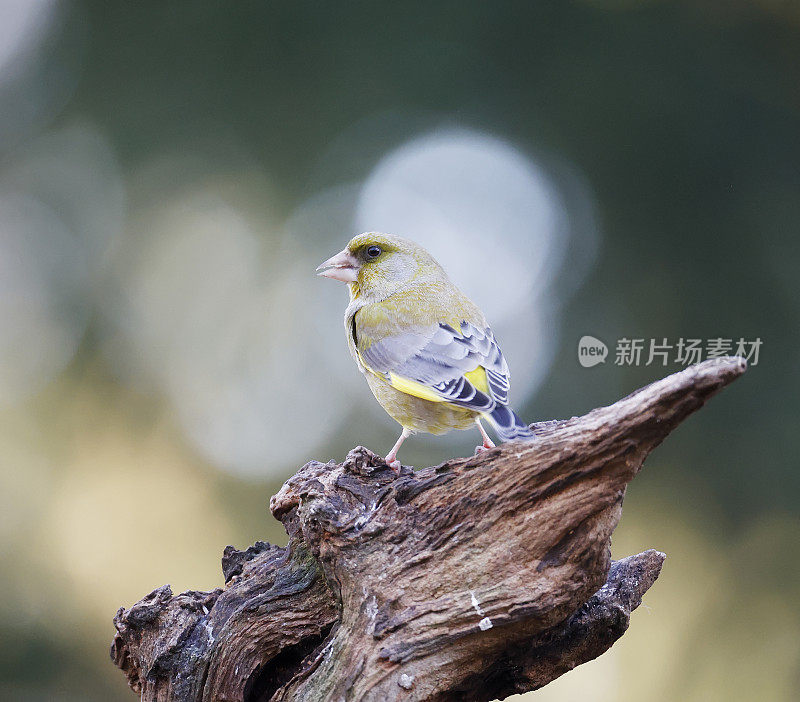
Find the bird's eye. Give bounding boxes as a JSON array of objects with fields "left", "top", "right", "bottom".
[{"left": 366, "top": 245, "right": 382, "bottom": 258}]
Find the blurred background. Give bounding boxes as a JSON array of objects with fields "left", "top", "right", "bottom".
[{"left": 0, "top": 1, "right": 797, "bottom": 700}]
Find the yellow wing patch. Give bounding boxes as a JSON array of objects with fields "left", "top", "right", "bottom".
[
  {"left": 387, "top": 366, "right": 490, "bottom": 403},
  {"left": 358, "top": 343, "right": 490, "bottom": 404},
  {"left": 464, "top": 366, "right": 489, "bottom": 394},
  {"left": 388, "top": 372, "right": 446, "bottom": 402}
]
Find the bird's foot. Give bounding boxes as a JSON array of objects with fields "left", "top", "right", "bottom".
[
  {"left": 385, "top": 457, "right": 402, "bottom": 474},
  {"left": 474, "top": 438, "right": 496, "bottom": 454}
]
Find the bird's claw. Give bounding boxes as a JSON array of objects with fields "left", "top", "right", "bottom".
[
  {"left": 385, "top": 458, "right": 402, "bottom": 474},
  {"left": 474, "top": 436, "right": 496, "bottom": 454}
]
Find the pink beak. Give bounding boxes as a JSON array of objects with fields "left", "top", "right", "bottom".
[{"left": 316, "top": 248, "right": 360, "bottom": 283}]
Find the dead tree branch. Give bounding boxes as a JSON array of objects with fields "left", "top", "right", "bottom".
[{"left": 111, "top": 357, "right": 746, "bottom": 701}]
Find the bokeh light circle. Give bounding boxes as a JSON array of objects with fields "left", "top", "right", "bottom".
[
  {"left": 0, "top": 194, "right": 89, "bottom": 405},
  {"left": 354, "top": 128, "right": 598, "bottom": 407}
]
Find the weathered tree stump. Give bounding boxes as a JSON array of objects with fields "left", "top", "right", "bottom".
[{"left": 111, "top": 357, "right": 746, "bottom": 701}]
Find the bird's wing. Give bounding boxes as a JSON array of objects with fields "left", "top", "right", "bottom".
[{"left": 358, "top": 320, "right": 510, "bottom": 413}]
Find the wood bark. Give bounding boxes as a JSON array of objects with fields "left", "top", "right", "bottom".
[{"left": 111, "top": 357, "right": 746, "bottom": 701}]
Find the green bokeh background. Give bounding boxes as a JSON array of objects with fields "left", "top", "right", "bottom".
[{"left": 1, "top": 1, "right": 798, "bottom": 700}]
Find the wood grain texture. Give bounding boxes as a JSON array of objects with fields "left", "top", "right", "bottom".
[{"left": 111, "top": 357, "right": 746, "bottom": 701}]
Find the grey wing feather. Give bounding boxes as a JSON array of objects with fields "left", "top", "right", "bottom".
[{"left": 360, "top": 321, "right": 510, "bottom": 413}]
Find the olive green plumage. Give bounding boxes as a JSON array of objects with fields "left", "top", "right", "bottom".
[{"left": 317, "top": 232, "right": 533, "bottom": 465}]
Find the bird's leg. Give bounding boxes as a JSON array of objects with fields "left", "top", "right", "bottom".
[
  {"left": 475, "top": 418, "right": 496, "bottom": 454},
  {"left": 385, "top": 427, "right": 411, "bottom": 473}
]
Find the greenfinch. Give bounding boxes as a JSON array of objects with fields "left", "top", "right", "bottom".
[{"left": 316, "top": 232, "right": 533, "bottom": 469}]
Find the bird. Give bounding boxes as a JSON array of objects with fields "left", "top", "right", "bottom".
[{"left": 316, "top": 232, "right": 534, "bottom": 470}]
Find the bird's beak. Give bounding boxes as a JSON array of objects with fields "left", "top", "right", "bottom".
[{"left": 316, "top": 248, "right": 360, "bottom": 283}]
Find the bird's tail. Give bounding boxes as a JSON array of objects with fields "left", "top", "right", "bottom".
[{"left": 485, "top": 405, "right": 535, "bottom": 443}]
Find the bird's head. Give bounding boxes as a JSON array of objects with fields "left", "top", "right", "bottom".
[{"left": 316, "top": 232, "right": 443, "bottom": 299}]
